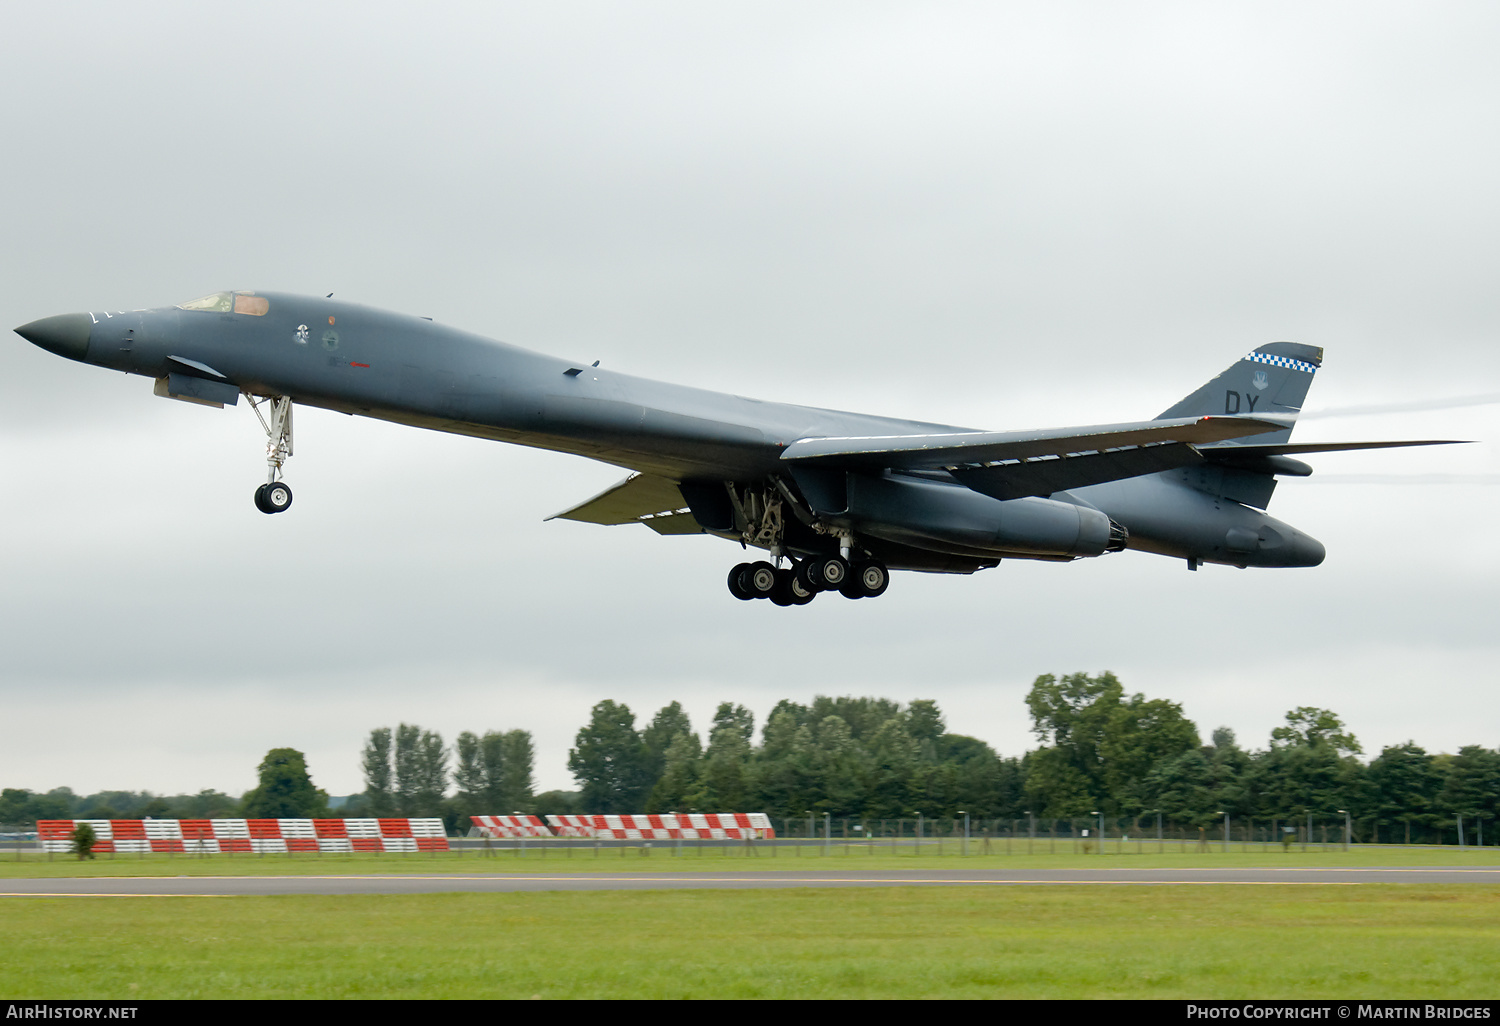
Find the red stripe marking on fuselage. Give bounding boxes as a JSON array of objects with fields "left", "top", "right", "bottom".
[{"left": 350, "top": 362, "right": 370, "bottom": 368}]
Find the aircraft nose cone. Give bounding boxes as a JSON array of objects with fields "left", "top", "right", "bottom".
[{"left": 15, "top": 312, "right": 92, "bottom": 362}]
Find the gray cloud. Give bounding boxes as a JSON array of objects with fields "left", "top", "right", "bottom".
[{"left": 3, "top": 2, "right": 1497, "bottom": 798}]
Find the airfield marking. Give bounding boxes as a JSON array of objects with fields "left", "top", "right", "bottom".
[
  {"left": 3, "top": 866, "right": 1499, "bottom": 896},
  {"left": 10, "top": 866, "right": 1500, "bottom": 882},
  {"left": 0, "top": 880, "right": 1379, "bottom": 895},
  {"left": 0, "top": 892, "right": 238, "bottom": 897}
]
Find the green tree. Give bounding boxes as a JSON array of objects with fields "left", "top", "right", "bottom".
[
  {"left": 642, "top": 703, "right": 695, "bottom": 785},
  {"left": 0, "top": 789, "right": 32, "bottom": 825},
  {"left": 807, "top": 696, "right": 902, "bottom": 741},
  {"left": 647, "top": 731, "right": 704, "bottom": 812},
  {"left": 1271, "top": 707, "right": 1363, "bottom": 756},
  {"left": 693, "top": 703, "right": 755, "bottom": 810},
  {"left": 1249, "top": 709, "right": 1363, "bottom": 820},
  {"left": 499, "top": 730, "right": 535, "bottom": 812},
  {"left": 1100, "top": 694, "right": 1201, "bottom": 816},
  {"left": 936, "top": 734, "right": 1017, "bottom": 819},
  {"left": 70, "top": 822, "right": 96, "bottom": 860},
  {"left": 750, "top": 709, "right": 811, "bottom": 816},
  {"left": 864, "top": 716, "right": 919, "bottom": 818},
  {"left": 1141, "top": 733, "right": 1250, "bottom": 828},
  {"left": 533, "top": 789, "right": 580, "bottom": 815},
  {"left": 412, "top": 729, "right": 449, "bottom": 817},
  {"left": 361, "top": 727, "right": 395, "bottom": 816},
  {"left": 1024, "top": 672, "right": 1199, "bottom": 817},
  {"left": 1, "top": 788, "right": 72, "bottom": 826},
  {"left": 1363, "top": 742, "right": 1440, "bottom": 843},
  {"left": 393, "top": 723, "right": 423, "bottom": 815},
  {"left": 452, "top": 731, "right": 486, "bottom": 809},
  {"left": 905, "top": 699, "right": 946, "bottom": 766},
  {"left": 804, "top": 715, "right": 871, "bottom": 816},
  {"left": 242, "top": 748, "right": 328, "bottom": 818},
  {"left": 568, "top": 701, "right": 650, "bottom": 813},
  {"left": 479, "top": 730, "right": 507, "bottom": 811},
  {"left": 1438, "top": 746, "right": 1500, "bottom": 842}
]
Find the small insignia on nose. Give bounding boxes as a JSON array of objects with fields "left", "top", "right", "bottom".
[
  {"left": 322, "top": 330, "right": 340, "bottom": 351},
  {"left": 294, "top": 324, "right": 309, "bottom": 344}
]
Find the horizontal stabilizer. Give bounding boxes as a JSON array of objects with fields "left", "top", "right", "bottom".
[
  {"left": 781, "top": 415, "right": 1290, "bottom": 470},
  {"left": 547, "top": 472, "right": 690, "bottom": 526}
]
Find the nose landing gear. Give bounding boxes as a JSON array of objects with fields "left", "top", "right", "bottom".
[{"left": 248, "top": 394, "right": 294, "bottom": 515}]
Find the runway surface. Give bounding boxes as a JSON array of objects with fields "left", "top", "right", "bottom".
[{"left": 4, "top": 867, "right": 1500, "bottom": 896}]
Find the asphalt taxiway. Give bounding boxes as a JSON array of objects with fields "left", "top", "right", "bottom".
[{"left": 4, "top": 866, "right": 1499, "bottom": 896}]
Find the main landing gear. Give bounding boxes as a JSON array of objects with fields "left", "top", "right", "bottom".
[
  {"left": 248, "top": 394, "right": 294, "bottom": 515},
  {"left": 727, "top": 555, "right": 890, "bottom": 605}
]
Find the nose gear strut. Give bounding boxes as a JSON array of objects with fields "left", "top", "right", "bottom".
[{"left": 248, "top": 394, "right": 294, "bottom": 514}]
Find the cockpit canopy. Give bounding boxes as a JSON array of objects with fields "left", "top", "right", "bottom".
[{"left": 177, "top": 291, "right": 269, "bottom": 316}]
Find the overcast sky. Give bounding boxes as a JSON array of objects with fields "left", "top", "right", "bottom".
[{"left": 2, "top": 2, "right": 1496, "bottom": 800}]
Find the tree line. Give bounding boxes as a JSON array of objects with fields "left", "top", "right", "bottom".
[
  {"left": 0, "top": 748, "right": 326, "bottom": 826},
  {"left": 356, "top": 723, "right": 541, "bottom": 822},
  {"left": 563, "top": 675, "right": 1498, "bottom": 844},
  {"left": 6, "top": 674, "right": 1496, "bottom": 844}
]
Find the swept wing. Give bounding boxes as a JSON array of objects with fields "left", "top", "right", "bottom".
[{"left": 547, "top": 472, "right": 702, "bottom": 535}]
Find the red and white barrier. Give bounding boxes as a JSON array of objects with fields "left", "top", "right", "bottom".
[
  {"left": 541, "top": 813, "right": 775, "bottom": 840},
  {"left": 470, "top": 815, "right": 550, "bottom": 838},
  {"left": 546, "top": 814, "right": 596, "bottom": 838},
  {"left": 36, "top": 818, "right": 449, "bottom": 854}
]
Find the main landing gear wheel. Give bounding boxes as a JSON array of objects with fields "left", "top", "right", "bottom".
[
  {"left": 854, "top": 560, "right": 889, "bottom": 598},
  {"left": 254, "top": 481, "right": 293, "bottom": 514},
  {"left": 839, "top": 560, "right": 890, "bottom": 599},
  {"left": 806, "top": 555, "right": 848, "bottom": 591},
  {"left": 728, "top": 563, "right": 755, "bottom": 600},
  {"left": 771, "top": 568, "right": 817, "bottom": 606},
  {"left": 744, "top": 561, "right": 778, "bottom": 599},
  {"left": 728, "top": 561, "right": 818, "bottom": 604}
]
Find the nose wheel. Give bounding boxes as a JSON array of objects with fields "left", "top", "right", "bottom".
[{"left": 254, "top": 481, "right": 293, "bottom": 514}]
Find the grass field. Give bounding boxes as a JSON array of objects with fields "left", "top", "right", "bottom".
[
  {"left": 1, "top": 843, "right": 1497, "bottom": 877},
  {"left": 7, "top": 847, "right": 1497, "bottom": 998},
  {"left": 4, "top": 885, "right": 1499, "bottom": 999}
]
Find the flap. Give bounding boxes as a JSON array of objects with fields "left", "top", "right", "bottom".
[
  {"left": 642, "top": 512, "right": 706, "bottom": 536},
  {"left": 547, "top": 473, "right": 688, "bottom": 525},
  {"left": 780, "top": 415, "right": 1292, "bottom": 470}
]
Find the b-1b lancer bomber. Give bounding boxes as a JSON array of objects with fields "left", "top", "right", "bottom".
[{"left": 16, "top": 291, "right": 1458, "bottom": 606}]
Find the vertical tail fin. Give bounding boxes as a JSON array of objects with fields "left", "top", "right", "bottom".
[{"left": 1158, "top": 342, "right": 1322, "bottom": 445}]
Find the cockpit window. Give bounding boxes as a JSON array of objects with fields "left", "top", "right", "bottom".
[
  {"left": 175, "top": 291, "right": 270, "bottom": 315},
  {"left": 233, "top": 293, "right": 269, "bottom": 316},
  {"left": 177, "top": 292, "right": 233, "bottom": 312}
]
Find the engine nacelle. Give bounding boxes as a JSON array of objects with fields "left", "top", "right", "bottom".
[{"left": 837, "top": 471, "right": 1123, "bottom": 559}]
